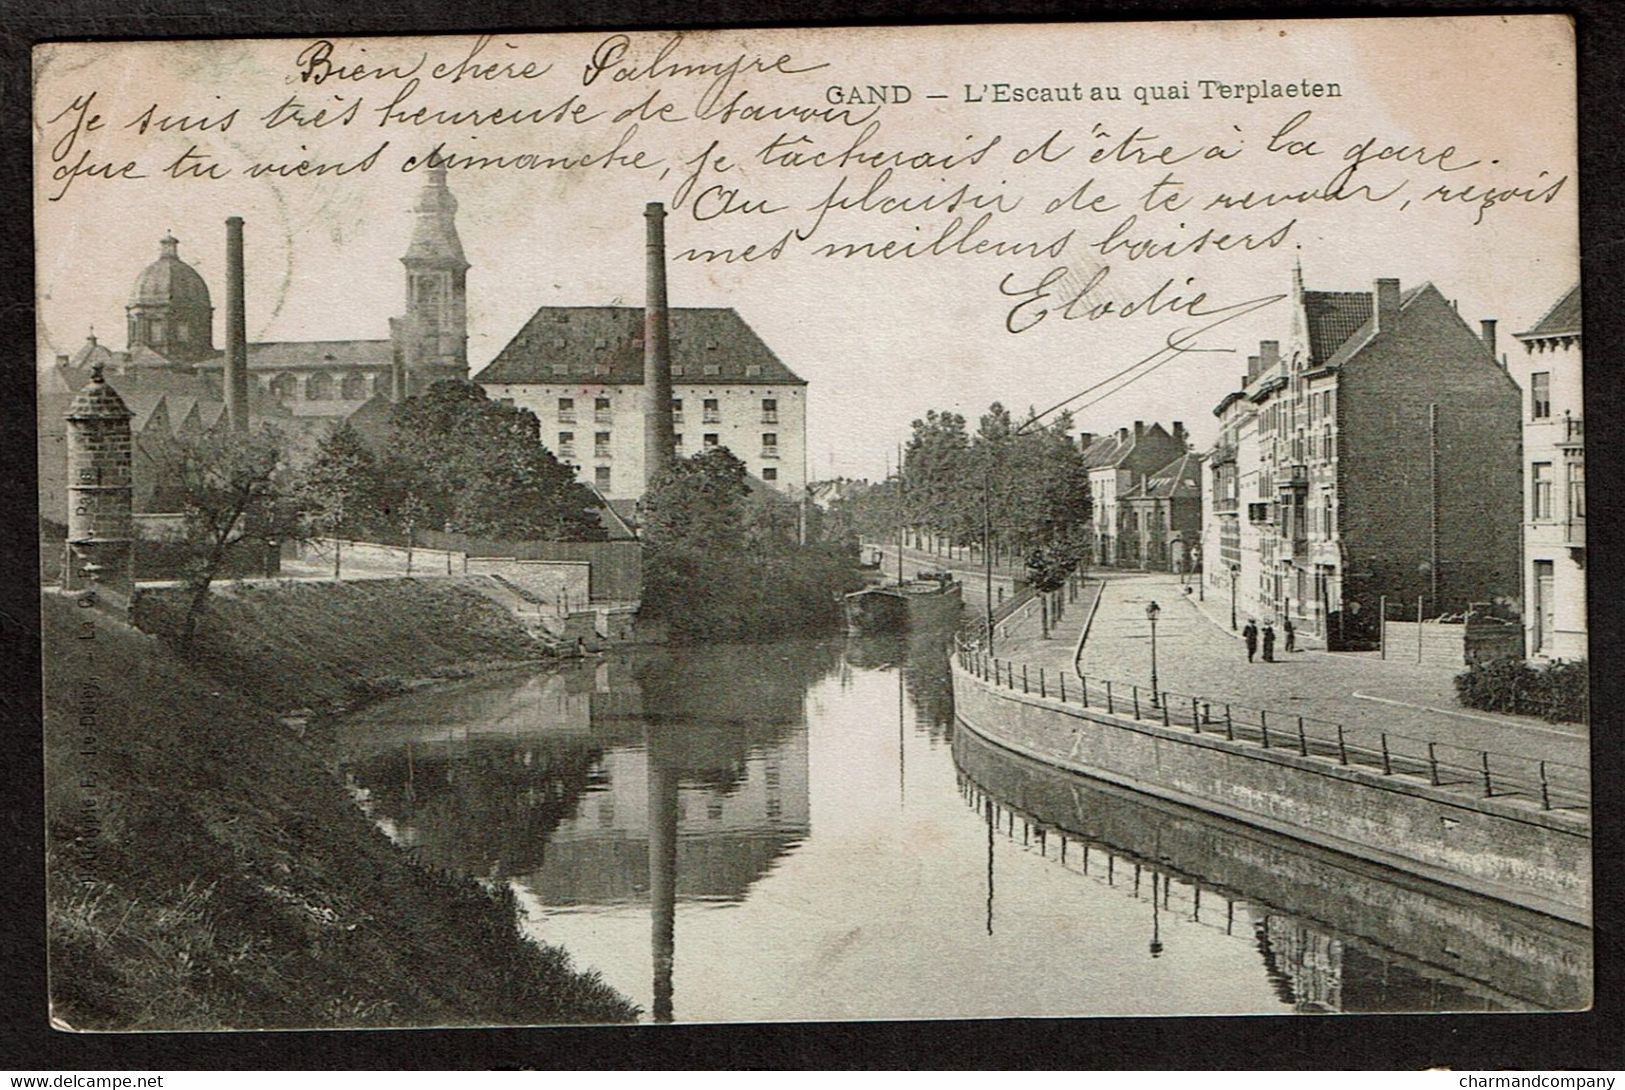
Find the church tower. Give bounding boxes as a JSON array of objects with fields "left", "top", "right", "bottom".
[
  {"left": 397, "top": 163, "right": 469, "bottom": 393},
  {"left": 126, "top": 234, "right": 215, "bottom": 365}
]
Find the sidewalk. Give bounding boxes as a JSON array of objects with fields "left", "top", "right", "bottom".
[{"left": 993, "top": 572, "right": 1588, "bottom": 770}]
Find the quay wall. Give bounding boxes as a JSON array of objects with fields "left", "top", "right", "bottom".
[
  {"left": 950, "top": 658, "right": 1590, "bottom": 925},
  {"left": 954, "top": 728, "right": 1591, "bottom": 1010}
]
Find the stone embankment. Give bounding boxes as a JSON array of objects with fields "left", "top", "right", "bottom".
[{"left": 951, "top": 646, "right": 1590, "bottom": 925}]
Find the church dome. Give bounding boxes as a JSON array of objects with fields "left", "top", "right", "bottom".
[{"left": 129, "top": 234, "right": 212, "bottom": 310}]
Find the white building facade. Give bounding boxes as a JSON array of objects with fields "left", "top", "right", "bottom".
[
  {"left": 1512, "top": 286, "right": 1585, "bottom": 661},
  {"left": 475, "top": 306, "right": 808, "bottom": 502}
]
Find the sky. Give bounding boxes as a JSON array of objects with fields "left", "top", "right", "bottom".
[{"left": 34, "top": 17, "right": 1578, "bottom": 480}]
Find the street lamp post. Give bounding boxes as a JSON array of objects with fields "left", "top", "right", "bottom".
[{"left": 1146, "top": 599, "right": 1161, "bottom": 707}]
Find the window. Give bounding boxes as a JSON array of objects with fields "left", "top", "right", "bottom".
[
  {"left": 762, "top": 397, "right": 778, "bottom": 423},
  {"left": 1532, "top": 461, "right": 1553, "bottom": 520},
  {"left": 341, "top": 372, "right": 368, "bottom": 399},
  {"left": 595, "top": 431, "right": 611, "bottom": 458},
  {"left": 671, "top": 398, "right": 683, "bottom": 424},
  {"left": 558, "top": 397, "right": 575, "bottom": 421},
  {"left": 1568, "top": 460, "right": 1585, "bottom": 520},
  {"left": 1531, "top": 372, "right": 1551, "bottom": 420},
  {"left": 595, "top": 465, "right": 611, "bottom": 488},
  {"left": 763, "top": 467, "right": 778, "bottom": 482},
  {"left": 594, "top": 396, "right": 612, "bottom": 421},
  {"left": 674, "top": 434, "right": 684, "bottom": 448},
  {"left": 761, "top": 432, "right": 779, "bottom": 456},
  {"left": 703, "top": 397, "right": 720, "bottom": 423},
  {"left": 305, "top": 372, "right": 333, "bottom": 400},
  {"left": 558, "top": 431, "right": 575, "bottom": 458},
  {"left": 1321, "top": 425, "right": 1333, "bottom": 463},
  {"left": 704, "top": 433, "right": 719, "bottom": 448}
]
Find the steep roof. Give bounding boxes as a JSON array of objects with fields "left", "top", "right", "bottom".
[
  {"left": 1136, "top": 451, "right": 1204, "bottom": 500},
  {"left": 474, "top": 307, "right": 805, "bottom": 387},
  {"left": 1517, "top": 284, "right": 1581, "bottom": 340},
  {"left": 1301, "top": 291, "right": 1372, "bottom": 366},
  {"left": 1080, "top": 432, "right": 1129, "bottom": 469},
  {"left": 1320, "top": 284, "right": 1429, "bottom": 371},
  {"left": 1081, "top": 424, "right": 1180, "bottom": 471}
]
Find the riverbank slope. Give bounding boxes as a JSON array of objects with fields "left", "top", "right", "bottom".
[{"left": 43, "top": 579, "right": 638, "bottom": 1030}]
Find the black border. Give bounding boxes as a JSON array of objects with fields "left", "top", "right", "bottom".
[{"left": 1, "top": 0, "right": 1620, "bottom": 1071}]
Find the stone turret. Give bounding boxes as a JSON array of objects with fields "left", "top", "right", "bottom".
[{"left": 64, "top": 363, "right": 135, "bottom": 596}]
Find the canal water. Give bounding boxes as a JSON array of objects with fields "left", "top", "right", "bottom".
[{"left": 337, "top": 635, "right": 1590, "bottom": 1022}]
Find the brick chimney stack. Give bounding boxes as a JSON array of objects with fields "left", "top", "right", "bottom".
[
  {"left": 1173, "top": 421, "right": 1187, "bottom": 447},
  {"left": 225, "top": 217, "right": 249, "bottom": 432},
  {"left": 1373, "top": 278, "right": 1401, "bottom": 334},
  {"left": 643, "top": 202, "right": 676, "bottom": 488},
  {"left": 1480, "top": 319, "right": 1498, "bottom": 360},
  {"left": 1260, "top": 341, "right": 1280, "bottom": 371}
]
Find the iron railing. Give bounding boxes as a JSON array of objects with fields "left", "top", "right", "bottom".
[{"left": 952, "top": 642, "right": 1589, "bottom": 815}]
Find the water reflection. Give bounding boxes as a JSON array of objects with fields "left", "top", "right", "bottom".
[
  {"left": 954, "top": 727, "right": 1591, "bottom": 1013},
  {"left": 339, "top": 635, "right": 1588, "bottom": 1021}
]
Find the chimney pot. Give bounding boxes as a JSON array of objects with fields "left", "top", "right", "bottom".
[{"left": 1373, "top": 278, "right": 1401, "bottom": 333}]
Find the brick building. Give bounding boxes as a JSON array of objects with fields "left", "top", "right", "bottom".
[
  {"left": 1512, "top": 285, "right": 1585, "bottom": 661},
  {"left": 1080, "top": 421, "right": 1189, "bottom": 567},
  {"left": 475, "top": 307, "right": 807, "bottom": 502},
  {"left": 1202, "top": 373, "right": 1263, "bottom": 628},
  {"left": 1118, "top": 451, "right": 1204, "bottom": 572},
  {"left": 1204, "top": 267, "right": 1521, "bottom": 648}
]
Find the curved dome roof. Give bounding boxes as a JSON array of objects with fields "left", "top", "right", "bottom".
[{"left": 129, "top": 234, "right": 212, "bottom": 310}]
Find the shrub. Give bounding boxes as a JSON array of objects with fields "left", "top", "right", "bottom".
[{"left": 1454, "top": 656, "right": 1589, "bottom": 723}]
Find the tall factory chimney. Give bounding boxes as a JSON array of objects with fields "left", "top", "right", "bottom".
[
  {"left": 225, "top": 217, "right": 249, "bottom": 432},
  {"left": 643, "top": 202, "right": 677, "bottom": 489}
]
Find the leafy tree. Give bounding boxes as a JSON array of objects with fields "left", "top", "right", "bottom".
[
  {"left": 155, "top": 424, "right": 297, "bottom": 652},
  {"left": 640, "top": 447, "right": 751, "bottom": 552},
  {"left": 641, "top": 447, "right": 860, "bottom": 642},
  {"left": 385, "top": 381, "right": 605, "bottom": 541},
  {"left": 293, "top": 422, "right": 386, "bottom": 546},
  {"left": 901, "top": 410, "right": 971, "bottom": 544}
]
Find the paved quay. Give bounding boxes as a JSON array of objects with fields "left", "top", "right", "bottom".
[{"left": 988, "top": 571, "right": 1589, "bottom": 773}]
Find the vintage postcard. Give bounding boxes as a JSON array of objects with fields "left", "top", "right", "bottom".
[{"left": 34, "top": 16, "right": 1587, "bottom": 1031}]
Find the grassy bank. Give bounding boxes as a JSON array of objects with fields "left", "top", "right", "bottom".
[{"left": 43, "top": 579, "right": 638, "bottom": 1030}]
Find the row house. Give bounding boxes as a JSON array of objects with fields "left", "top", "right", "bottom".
[
  {"left": 1202, "top": 378, "right": 1262, "bottom": 627},
  {"left": 1081, "top": 421, "right": 1189, "bottom": 568},
  {"left": 1118, "top": 451, "right": 1205, "bottom": 572},
  {"left": 1203, "top": 267, "right": 1520, "bottom": 649},
  {"left": 1512, "top": 285, "right": 1585, "bottom": 660}
]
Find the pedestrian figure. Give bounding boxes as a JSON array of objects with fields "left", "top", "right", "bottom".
[
  {"left": 1284, "top": 617, "right": 1296, "bottom": 653},
  {"left": 1242, "top": 619, "right": 1258, "bottom": 663},
  {"left": 1262, "top": 622, "right": 1276, "bottom": 662}
]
